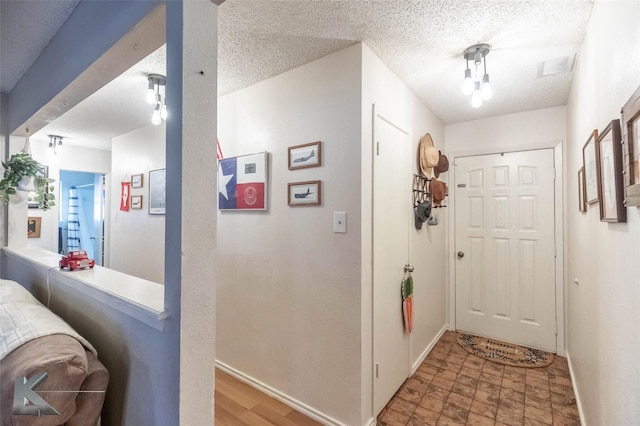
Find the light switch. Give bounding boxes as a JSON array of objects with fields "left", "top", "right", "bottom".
[{"left": 334, "top": 211, "right": 347, "bottom": 233}]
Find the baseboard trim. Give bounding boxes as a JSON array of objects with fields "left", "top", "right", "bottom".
[
  {"left": 565, "top": 351, "right": 586, "bottom": 426},
  {"left": 411, "top": 324, "right": 449, "bottom": 374},
  {"left": 215, "top": 360, "right": 351, "bottom": 426}
]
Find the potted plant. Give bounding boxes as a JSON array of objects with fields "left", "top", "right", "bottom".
[{"left": 0, "top": 152, "right": 55, "bottom": 210}]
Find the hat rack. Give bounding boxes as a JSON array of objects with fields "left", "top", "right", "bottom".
[{"left": 412, "top": 174, "right": 447, "bottom": 208}]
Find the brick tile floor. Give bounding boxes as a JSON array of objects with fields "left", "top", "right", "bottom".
[{"left": 378, "top": 331, "right": 580, "bottom": 426}]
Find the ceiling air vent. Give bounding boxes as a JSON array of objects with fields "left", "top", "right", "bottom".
[{"left": 538, "top": 54, "right": 575, "bottom": 77}]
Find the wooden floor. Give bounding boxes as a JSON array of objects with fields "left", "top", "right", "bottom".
[{"left": 215, "top": 368, "right": 323, "bottom": 425}]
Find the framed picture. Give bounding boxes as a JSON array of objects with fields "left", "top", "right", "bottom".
[
  {"left": 597, "top": 120, "right": 626, "bottom": 222},
  {"left": 131, "top": 173, "right": 143, "bottom": 189},
  {"left": 288, "top": 141, "right": 321, "bottom": 170},
  {"left": 149, "top": 168, "right": 166, "bottom": 215},
  {"left": 131, "top": 195, "right": 143, "bottom": 209},
  {"left": 218, "top": 152, "right": 268, "bottom": 210},
  {"left": 582, "top": 129, "right": 599, "bottom": 204},
  {"left": 27, "top": 165, "right": 48, "bottom": 209},
  {"left": 621, "top": 84, "right": 640, "bottom": 206},
  {"left": 578, "top": 167, "right": 586, "bottom": 213},
  {"left": 27, "top": 217, "right": 41, "bottom": 238},
  {"left": 288, "top": 180, "right": 321, "bottom": 206}
]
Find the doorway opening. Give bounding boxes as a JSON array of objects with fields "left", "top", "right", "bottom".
[{"left": 59, "top": 170, "right": 106, "bottom": 266}]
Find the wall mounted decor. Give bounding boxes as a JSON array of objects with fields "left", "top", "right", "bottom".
[
  {"left": 149, "top": 168, "right": 166, "bottom": 215},
  {"left": 27, "top": 217, "right": 41, "bottom": 238},
  {"left": 131, "top": 195, "right": 142, "bottom": 210},
  {"left": 218, "top": 152, "right": 268, "bottom": 210},
  {"left": 131, "top": 174, "right": 143, "bottom": 189},
  {"left": 621, "top": 84, "right": 640, "bottom": 206},
  {"left": 578, "top": 167, "right": 586, "bottom": 213},
  {"left": 597, "top": 120, "right": 626, "bottom": 222},
  {"left": 288, "top": 141, "right": 321, "bottom": 170},
  {"left": 582, "top": 129, "right": 599, "bottom": 204},
  {"left": 288, "top": 180, "right": 321, "bottom": 206},
  {"left": 120, "top": 182, "right": 131, "bottom": 211}
]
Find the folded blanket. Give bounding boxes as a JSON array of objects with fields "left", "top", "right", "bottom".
[{"left": 0, "top": 279, "right": 97, "bottom": 360}]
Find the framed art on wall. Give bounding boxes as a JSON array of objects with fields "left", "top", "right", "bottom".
[
  {"left": 27, "top": 217, "right": 41, "bottom": 238},
  {"left": 131, "top": 195, "right": 142, "bottom": 209},
  {"left": 288, "top": 141, "right": 321, "bottom": 170},
  {"left": 218, "top": 152, "right": 268, "bottom": 210},
  {"left": 597, "top": 120, "right": 626, "bottom": 222},
  {"left": 621, "top": 84, "right": 640, "bottom": 206},
  {"left": 288, "top": 180, "right": 321, "bottom": 206},
  {"left": 131, "top": 173, "right": 143, "bottom": 189},
  {"left": 582, "top": 129, "right": 599, "bottom": 204},
  {"left": 149, "top": 168, "right": 166, "bottom": 215},
  {"left": 578, "top": 167, "right": 586, "bottom": 213}
]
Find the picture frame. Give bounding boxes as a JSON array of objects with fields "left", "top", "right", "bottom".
[
  {"left": 131, "top": 173, "right": 143, "bottom": 189},
  {"left": 27, "top": 165, "right": 48, "bottom": 209},
  {"left": 131, "top": 195, "right": 143, "bottom": 209},
  {"left": 288, "top": 141, "right": 321, "bottom": 170},
  {"left": 582, "top": 129, "right": 599, "bottom": 205},
  {"left": 218, "top": 152, "right": 268, "bottom": 211},
  {"left": 149, "top": 168, "right": 166, "bottom": 215},
  {"left": 288, "top": 180, "right": 321, "bottom": 206},
  {"left": 621, "top": 84, "right": 640, "bottom": 206},
  {"left": 597, "top": 120, "right": 626, "bottom": 222},
  {"left": 27, "top": 217, "right": 41, "bottom": 238},
  {"left": 578, "top": 167, "right": 586, "bottom": 213}
]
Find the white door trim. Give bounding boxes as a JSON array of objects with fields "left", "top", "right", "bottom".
[{"left": 447, "top": 141, "right": 565, "bottom": 356}]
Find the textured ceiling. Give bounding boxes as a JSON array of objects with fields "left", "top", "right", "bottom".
[{"left": 1, "top": 0, "right": 595, "bottom": 150}]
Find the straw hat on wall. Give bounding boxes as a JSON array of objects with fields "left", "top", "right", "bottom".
[{"left": 418, "top": 133, "right": 439, "bottom": 177}]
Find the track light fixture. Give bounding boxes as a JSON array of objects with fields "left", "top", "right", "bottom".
[
  {"left": 463, "top": 43, "right": 492, "bottom": 108},
  {"left": 146, "top": 74, "right": 167, "bottom": 125},
  {"left": 48, "top": 135, "right": 63, "bottom": 155}
]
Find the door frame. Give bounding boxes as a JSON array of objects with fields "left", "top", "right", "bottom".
[{"left": 447, "top": 141, "right": 565, "bottom": 356}]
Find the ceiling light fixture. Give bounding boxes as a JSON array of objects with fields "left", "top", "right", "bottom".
[
  {"left": 48, "top": 135, "right": 63, "bottom": 155},
  {"left": 463, "top": 43, "right": 492, "bottom": 108},
  {"left": 146, "top": 74, "right": 167, "bottom": 125}
]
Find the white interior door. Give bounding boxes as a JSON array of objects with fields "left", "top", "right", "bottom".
[
  {"left": 373, "top": 107, "right": 411, "bottom": 416},
  {"left": 455, "top": 149, "right": 557, "bottom": 352}
]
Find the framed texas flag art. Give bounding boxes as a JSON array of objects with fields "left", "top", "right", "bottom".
[{"left": 218, "top": 152, "right": 268, "bottom": 210}]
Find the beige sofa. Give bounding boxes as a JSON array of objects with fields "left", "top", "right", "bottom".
[{"left": 0, "top": 280, "right": 109, "bottom": 425}]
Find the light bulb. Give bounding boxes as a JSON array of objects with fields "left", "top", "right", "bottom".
[
  {"left": 160, "top": 100, "right": 168, "bottom": 120},
  {"left": 463, "top": 69, "right": 473, "bottom": 95},
  {"left": 57, "top": 140, "right": 63, "bottom": 151},
  {"left": 146, "top": 80, "right": 155, "bottom": 105},
  {"left": 482, "top": 74, "right": 492, "bottom": 100},
  {"left": 471, "top": 82, "right": 483, "bottom": 108},
  {"left": 151, "top": 105, "right": 162, "bottom": 125}
]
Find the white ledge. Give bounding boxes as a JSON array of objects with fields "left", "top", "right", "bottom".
[{"left": 2, "top": 246, "right": 169, "bottom": 331}]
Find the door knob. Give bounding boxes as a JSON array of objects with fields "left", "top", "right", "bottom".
[{"left": 457, "top": 251, "right": 464, "bottom": 259}]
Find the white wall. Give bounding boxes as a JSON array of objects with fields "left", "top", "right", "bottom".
[
  {"left": 565, "top": 1, "right": 640, "bottom": 424},
  {"left": 8, "top": 135, "right": 111, "bottom": 253},
  {"left": 217, "top": 45, "right": 363, "bottom": 425},
  {"left": 445, "top": 106, "right": 566, "bottom": 154},
  {"left": 109, "top": 123, "right": 165, "bottom": 283},
  {"left": 360, "top": 43, "right": 447, "bottom": 422}
]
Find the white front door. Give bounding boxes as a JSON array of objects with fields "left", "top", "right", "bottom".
[
  {"left": 373, "top": 106, "right": 411, "bottom": 416},
  {"left": 455, "top": 149, "right": 557, "bottom": 352}
]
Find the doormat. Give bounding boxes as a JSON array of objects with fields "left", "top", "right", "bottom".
[{"left": 457, "top": 332, "right": 554, "bottom": 368}]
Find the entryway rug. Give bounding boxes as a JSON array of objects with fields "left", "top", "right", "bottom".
[{"left": 457, "top": 332, "right": 554, "bottom": 368}]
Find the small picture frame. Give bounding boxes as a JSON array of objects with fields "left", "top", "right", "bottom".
[
  {"left": 582, "top": 129, "right": 599, "bottom": 205},
  {"left": 597, "top": 119, "right": 626, "bottom": 222},
  {"left": 578, "top": 167, "right": 586, "bottom": 213},
  {"left": 27, "top": 217, "right": 41, "bottom": 238},
  {"left": 288, "top": 141, "right": 321, "bottom": 170},
  {"left": 131, "top": 195, "right": 143, "bottom": 209},
  {"left": 288, "top": 180, "right": 321, "bottom": 206},
  {"left": 149, "top": 168, "right": 166, "bottom": 215},
  {"left": 131, "top": 173, "right": 143, "bottom": 189},
  {"left": 621, "top": 84, "right": 640, "bottom": 206}
]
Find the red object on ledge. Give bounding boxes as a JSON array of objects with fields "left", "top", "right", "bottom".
[{"left": 59, "top": 250, "right": 95, "bottom": 271}]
